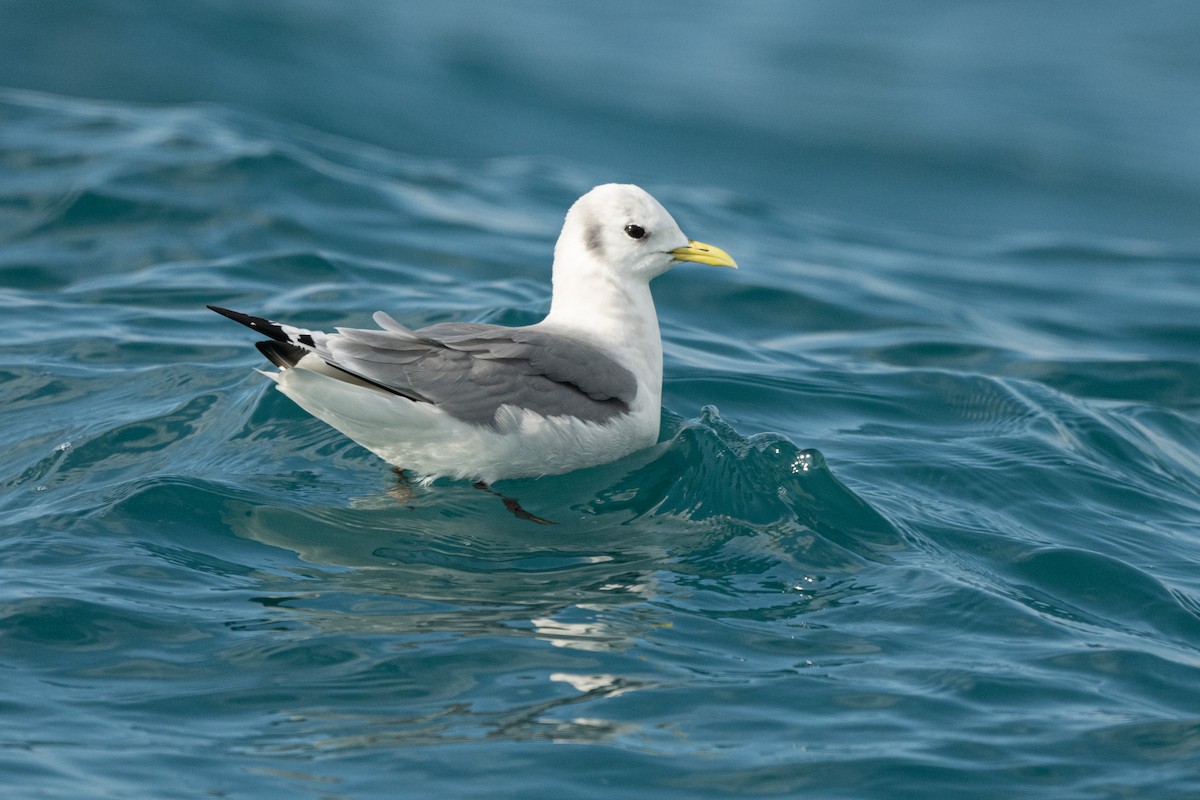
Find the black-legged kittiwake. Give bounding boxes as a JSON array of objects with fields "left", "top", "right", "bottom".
[{"left": 210, "top": 183, "right": 737, "bottom": 484}]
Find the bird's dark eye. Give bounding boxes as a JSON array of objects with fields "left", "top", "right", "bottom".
[{"left": 624, "top": 224, "right": 646, "bottom": 240}]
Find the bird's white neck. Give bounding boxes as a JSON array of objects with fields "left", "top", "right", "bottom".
[{"left": 540, "top": 247, "right": 664, "bottom": 409}]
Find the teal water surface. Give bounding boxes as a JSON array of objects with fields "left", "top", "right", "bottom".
[{"left": 3, "top": 5, "right": 1200, "bottom": 799}]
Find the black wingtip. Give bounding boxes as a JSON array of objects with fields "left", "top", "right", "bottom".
[
  {"left": 208, "top": 304, "right": 259, "bottom": 328},
  {"left": 207, "top": 304, "right": 288, "bottom": 343},
  {"left": 255, "top": 339, "right": 308, "bottom": 368},
  {"left": 208, "top": 304, "right": 321, "bottom": 353}
]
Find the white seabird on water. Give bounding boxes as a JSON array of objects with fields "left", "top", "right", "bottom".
[{"left": 210, "top": 183, "right": 737, "bottom": 488}]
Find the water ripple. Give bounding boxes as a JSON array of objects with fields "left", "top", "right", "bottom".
[{"left": 2, "top": 87, "right": 1199, "bottom": 799}]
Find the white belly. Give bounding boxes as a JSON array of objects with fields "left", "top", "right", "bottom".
[{"left": 267, "top": 364, "right": 659, "bottom": 484}]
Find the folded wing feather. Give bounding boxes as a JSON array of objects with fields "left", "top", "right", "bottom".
[{"left": 317, "top": 313, "right": 637, "bottom": 426}]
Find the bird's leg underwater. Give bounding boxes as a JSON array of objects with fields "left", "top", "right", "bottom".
[
  {"left": 473, "top": 481, "right": 555, "bottom": 525},
  {"left": 389, "top": 466, "right": 417, "bottom": 507},
  {"left": 389, "top": 468, "right": 552, "bottom": 524}
]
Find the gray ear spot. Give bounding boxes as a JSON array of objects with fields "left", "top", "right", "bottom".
[{"left": 584, "top": 222, "right": 604, "bottom": 254}]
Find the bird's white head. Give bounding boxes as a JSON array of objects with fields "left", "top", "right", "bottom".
[{"left": 554, "top": 184, "right": 737, "bottom": 283}]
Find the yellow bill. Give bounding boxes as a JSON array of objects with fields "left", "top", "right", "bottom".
[{"left": 670, "top": 240, "right": 738, "bottom": 268}]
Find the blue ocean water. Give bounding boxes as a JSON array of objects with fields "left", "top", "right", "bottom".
[{"left": 2, "top": 3, "right": 1200, "bottom": 798}]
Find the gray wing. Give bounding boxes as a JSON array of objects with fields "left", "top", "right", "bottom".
[{"left": 319, "top": 312, "right": 638, "bottom": 426}]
